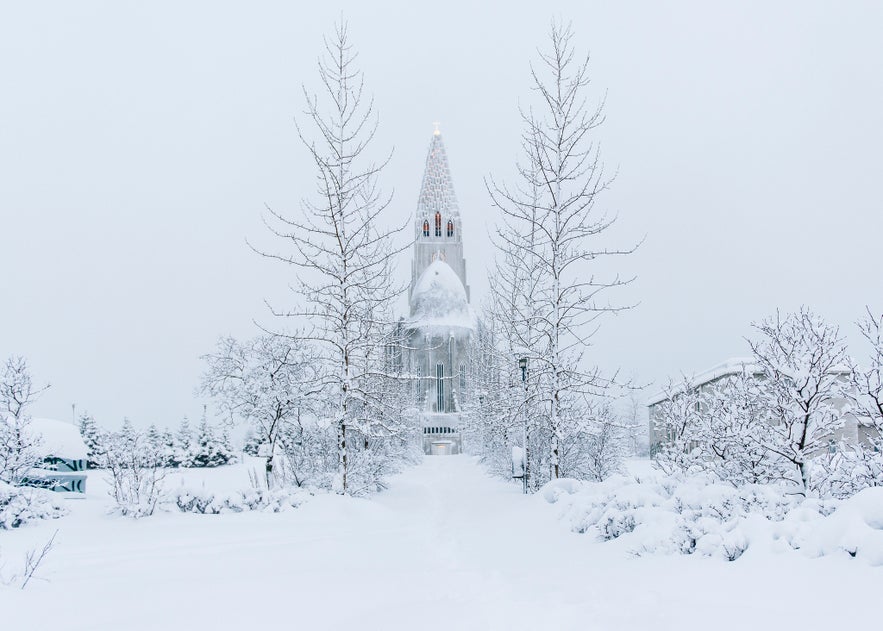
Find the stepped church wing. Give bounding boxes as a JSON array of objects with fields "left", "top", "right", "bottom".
[{"left": 393, "top": 128, "right": 479, "bottom": 455}]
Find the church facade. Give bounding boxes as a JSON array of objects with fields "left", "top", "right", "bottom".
[{"left": 394, "top": 129, "right": 476, "bottom": 455}]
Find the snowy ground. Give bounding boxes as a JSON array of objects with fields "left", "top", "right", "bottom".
[{"left": 1, "top": 456, "right": 879, "bottom": 630}]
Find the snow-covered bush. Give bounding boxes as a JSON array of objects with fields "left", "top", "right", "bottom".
[
  {"left": 543, "top": 474, "right": 794, "bottom": 561},
  {"left": 275, "top": 420, "right": 337, "bottom": 489},
  {"left": 172, "top": 485, "right": 309, "bottom": 514},
  {"left": 104, "top": 430, "right": 166, "bottom": 518},
  {"left": 811, "top": 444, "right": 883, "bottom": 499},
  {"left": 542, "top": 471, "right": 883, "bottom": 564},
  {"left": 777, "top": 486, "right": 883, "bottom": 565},
  {"left": 0, "top": 481, "right": 65, "bottom": 529},
  {"left": 345, "top": 440, "right": 411, "bottom": 496}
]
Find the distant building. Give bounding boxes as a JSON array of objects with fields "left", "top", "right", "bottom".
[
  {"left": 23, "top": 417, "right": 88, "bottom": 493},
  {"left": 391, "top": 128, "right": 477, "bottom": 455},
  {"left": 646, "top": 358, "right": 868, "bottom": 457}
]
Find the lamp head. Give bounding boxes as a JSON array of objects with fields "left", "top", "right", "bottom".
[{"left": 518, "top": 357, "right": 528, "bottom": 382}]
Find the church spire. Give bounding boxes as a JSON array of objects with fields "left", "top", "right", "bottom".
[
  {"left": 410, "top": 126, "right": 469, "bottom": 303},
  {"left": 416, "top": 127, "right": 459, "bottom": 223}
]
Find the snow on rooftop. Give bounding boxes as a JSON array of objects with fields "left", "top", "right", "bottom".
[
  {"left": 22, "top": 417, "right": 88, "bottom": 460},
  {"left": 408, "top": 259, "right": 475, "bottom": 331},
  {"left": 647, "top": 355, "right": 856, "bottom": 407},
  {"left": 646, "top": 357, "right": 759, "bottom": 407}
]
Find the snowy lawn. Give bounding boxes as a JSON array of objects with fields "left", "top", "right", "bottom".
[{"left": 1, "top": 456, "right": 880, "bottom": 630}]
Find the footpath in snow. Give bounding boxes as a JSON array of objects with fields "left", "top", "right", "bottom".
[{"left": 1, "top": 456, "right": 879, "bottom": 630}]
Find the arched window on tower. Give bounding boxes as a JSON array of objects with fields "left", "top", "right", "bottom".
[
  {"left": 434, "top": 212, "right": 442, "bottom": 237},
  {"left": 422, "top": 220, "right": 429, "bottom": 237},
  {"left": 446, "top": 220, "right": 454, "bottom": 238}
]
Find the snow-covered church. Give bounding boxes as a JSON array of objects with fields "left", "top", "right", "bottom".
[{"left": 393, "top": 128, "right": 477, "bottom": 455}]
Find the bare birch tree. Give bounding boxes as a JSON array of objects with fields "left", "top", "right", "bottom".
[
  {"left": 487, "top": 20, "right": 636, "bottom": 482},
  {"left": 256, "top": 20, "right": 406, "bottom": 494}
]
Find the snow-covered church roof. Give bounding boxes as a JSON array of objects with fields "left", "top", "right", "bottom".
[{"left": 408, "top": 259, "right": 475, "bottom": 331}]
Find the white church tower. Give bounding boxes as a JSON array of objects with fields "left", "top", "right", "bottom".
[
  {"left": 410, "top": 125, "right": 469, "bottom": 304},
  {"left": 403, "top": 127, "right": 475, "bottom": 455}
]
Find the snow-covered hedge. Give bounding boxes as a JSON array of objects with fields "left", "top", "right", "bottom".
[
  {"left": 0, "top": 481, "right": 66, "bottom": 529},
  {"left": 542, "top": 474, "right": 883, "bottom": 564},
  {"left": 172, "top": 486, "right": 309, "bottom": 515}
]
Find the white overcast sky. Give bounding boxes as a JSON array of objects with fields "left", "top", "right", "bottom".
[{"left": 1, "top": 1, "right": 881, "bottom": 428}]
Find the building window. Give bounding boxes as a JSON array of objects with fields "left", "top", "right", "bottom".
[
  {"left": 436, "top": 362, "right": 445, "bottom": 413},
  {"left": 415, "top": 365, "right": 422, "bottom": 398},
  {"left": 446, "top": 220, "right": 454, "bottom": 237},
  {"left": 422, "top": 220, "right": 429, "bottom": 237},
  {"left": 435, "top": 212, "right": 442, "bottom": 237}
]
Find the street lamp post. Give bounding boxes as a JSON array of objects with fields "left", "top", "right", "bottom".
[{"left": 518, "top": 356, "right": 528, "bottom": 494}]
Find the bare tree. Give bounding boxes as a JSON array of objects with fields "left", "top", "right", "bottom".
[
  {"left": 651, "top": 377, "right": 705, "bottom": 476},
  {"left": 748, "top": 308, "right": 853, "bottom": 493},
  {"left": 0, "top": 357, "right": 48, "bottom": 485},
  {"left": 579, "top": 398, "right": 626, "bottom": 482},
  {"left": 0, "top": 530, "right": 58, "bottom": 589},
  {"left": 487, "top": 20, "right": 636, "bottom": 481},
  {"left": 19, "top": 530, "right": 57, "bottom": 589},
  {"left": 853, "top": 307, "right": 883, "bottom": 437},
  {"left": 256, "top": 20, "right": 407, "bottom": 494},
  {"left": 461, "top": 311, "right": 524, "bottom": 479},
  {"left": 825, "top": 307, "right": 883, "bottom": 495},
  {"left": 201, "top": 335, "right": 319, "bottom": 488},
  {"left": 0, "top": 356, "right": 49, "bottom": 421},
  {"left": 622, "top": 390, "right": 649, "bottom": 457}
]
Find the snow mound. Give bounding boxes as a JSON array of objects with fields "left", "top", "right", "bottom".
[
  {"left": 541, "top": 475, "right": 883, "bottom": 564},
  {"left": 408, "top": 259, "right": 475, "bottom": 330},
  {"left": 25, "top": 417, "right": 87, "bottom": 460},
  {"left": 782, "top": 487, "right": 883, "bottom": 565}
]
